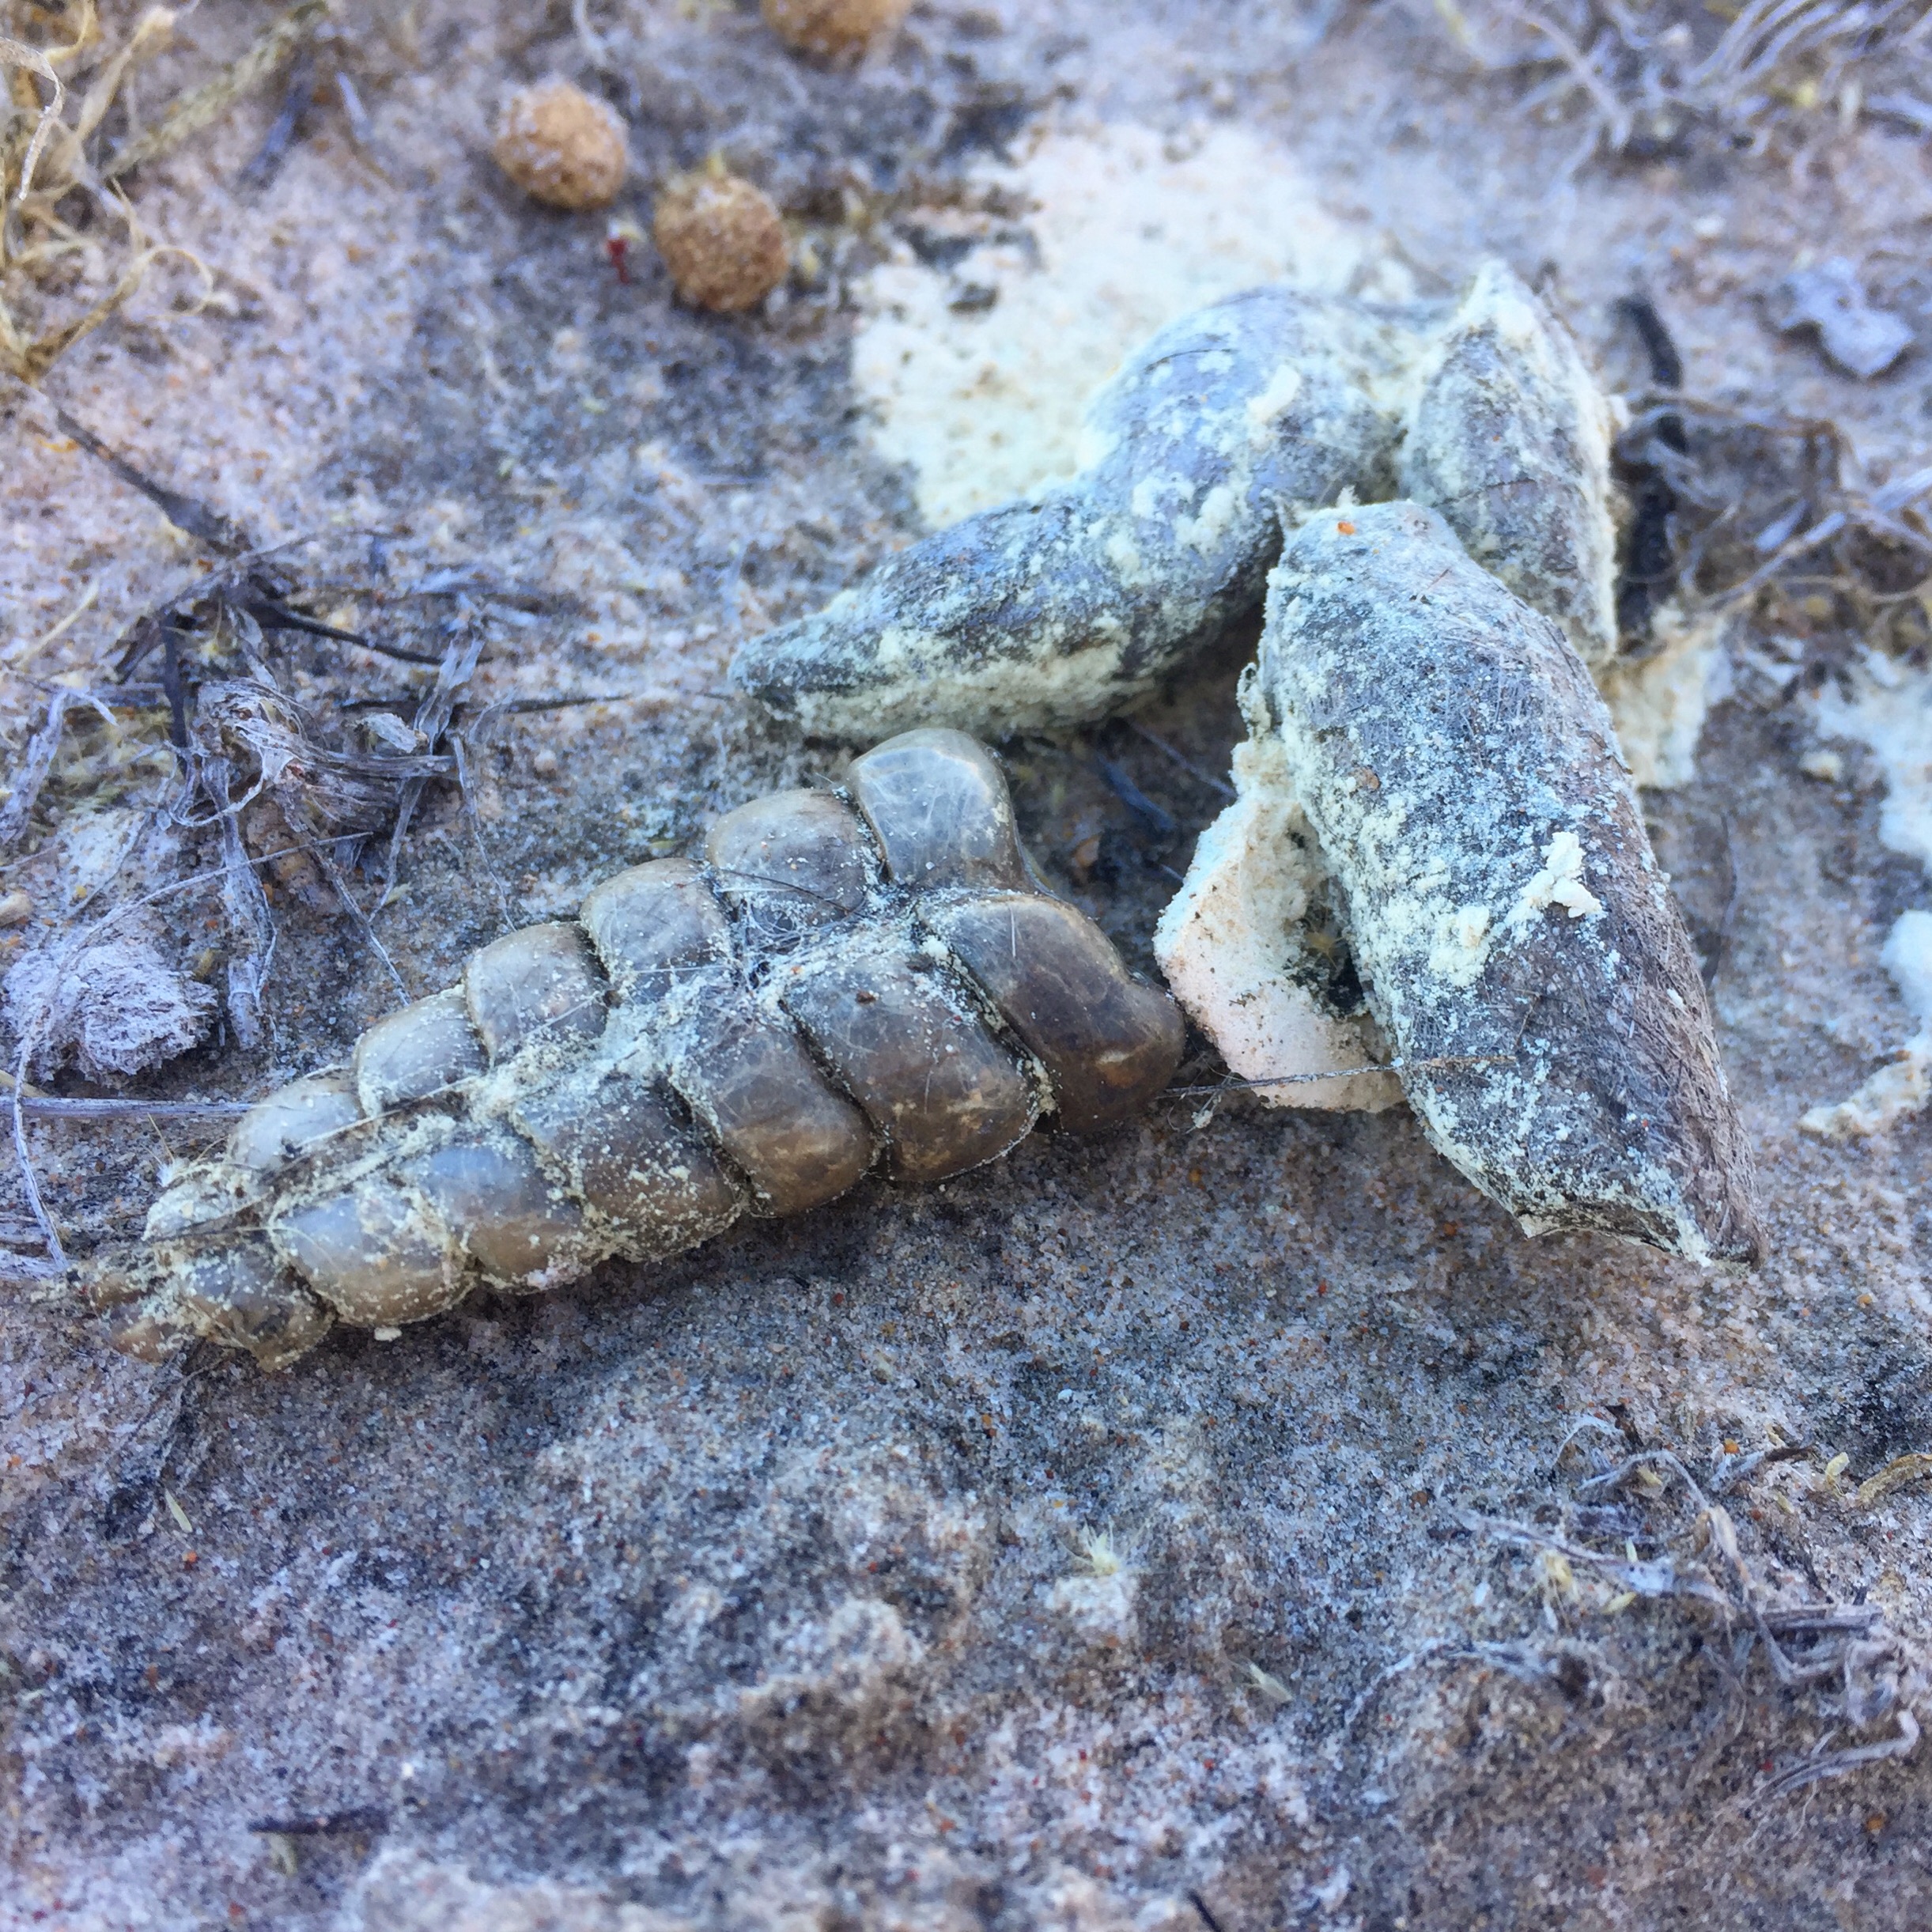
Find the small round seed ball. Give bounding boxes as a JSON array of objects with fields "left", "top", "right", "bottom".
[
  {"left": 762, "top": 0, "right": 912, "bottom": 56},
  {"left": 652, "top": 172, "right": 791, "bottom": 312},
  {"left": 493, "top": 79, "right": 627, "bottom": 211}
]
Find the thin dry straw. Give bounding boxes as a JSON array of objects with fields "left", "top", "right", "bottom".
[{"left": 1166, "top": 1052, "right": 1515, "bottom": 1096}]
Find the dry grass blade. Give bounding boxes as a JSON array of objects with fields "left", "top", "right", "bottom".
[
  {"left": 2, "top": 7, "right": 165, "bottom": 381},
  {"left": 43, "top": 398, "right": 250, "bottom": 551},
  {"left": 1853, "top": 1451, "right": 1932, "bottom": 1507},
  {"left": 1465, "top": 1431, "right": 1932, "bottom": 1805},
  {"left": 1446, "top": 0, "right": 1932, "bottom": 156},
  {"left": 101, "top": 0, "right": 329, "bottom": 182},
  {"left": 448, "top": 731, "right": 517, "bottom": 936},
  {"left": 194, "top": 749, "right": 278, "bottom": 1050},
  {"left": 0, "top": 31, "right": 65, "bottom": 205},
  {"left": 374, "top": 618, "right": 485, "bottom": 912}
]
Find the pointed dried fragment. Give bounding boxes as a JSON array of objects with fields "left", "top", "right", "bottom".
[
  {"left": 1399, "top": 262, "right": 1621, "bottom": 665},
  {"left": 1258, "top": 502, "right": 1763, "bottom": 1265},
  {"left": 734, "top": 289, "right": 1440, "bottom": 739}
]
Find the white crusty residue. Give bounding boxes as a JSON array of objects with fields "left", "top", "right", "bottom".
[
  {"left": 1800, "top": 658, "right": 1932, "bottom": 1135},
  {"left": 1595, "top": 602, "right": 1734, "bottom": 791},
  {"left": 1810, "top": 651, "right": 1932, "bottom": 872},
  {"left": 1153, "top": 690, "right": 1399, "bottom": 1112},
  {"left": 1244, "top": 363, "right": 1306, "bottom": 444},
  {"left": 1426, "top": 902, "right": 1495, "bottom": 988},
  {"left": 1509, "top": 830, "right": 1601, "bottom": 928},
  {"left": 1801, "top": 909, "right": 1932, "bottom": 1140}
]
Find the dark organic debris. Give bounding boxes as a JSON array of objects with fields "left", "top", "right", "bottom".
[
  {"left": 1612, "top": 391, "right": 1932, "bottom": 654},
  {"left": 1611, "top": 293, "right": 1686, "bottom": 643}
]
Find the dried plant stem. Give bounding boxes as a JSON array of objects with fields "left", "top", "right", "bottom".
[
  {"left": 102, "top": 0, "right": 330, "bottom": 182},
  {"left": 13, "top": 1097, "right": 250, "bottom": 1121}
]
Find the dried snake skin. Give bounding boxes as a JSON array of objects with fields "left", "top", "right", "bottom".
[
  {"left": 89, "top": 730, "right": 1184, "bottom": 1367},
  {"left": 1255, "top": 502, "right": 1763, "bottom": 1265},
  {"left": 732, "top": 285, "right": 1442, "bottom": 739}
]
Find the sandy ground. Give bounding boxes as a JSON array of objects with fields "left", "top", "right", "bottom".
[{"left": 4, "top": 2, "right": 1932, "bottom": 1926}]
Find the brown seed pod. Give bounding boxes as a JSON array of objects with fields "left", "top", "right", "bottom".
[
  {"left": 762, "top": 0, "right": 912, "bottom": 57},
  {"left": 492, "top": 79, "right": 627, "bottom": 212},
  {"left": 652, "top": 169, "right": 791, "bottom": 313},
  {"left": 87, "top": 730, "right": 1184, "bottom": 1369}
]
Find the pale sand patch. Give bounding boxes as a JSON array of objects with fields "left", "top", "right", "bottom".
[{"left": 851, "top": 120, "right": 1385, "bottom": 525}]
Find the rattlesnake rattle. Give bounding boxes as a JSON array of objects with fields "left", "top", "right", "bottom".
[{"left": 88, "top": 732, "right": 1185, "bottom": 1366}]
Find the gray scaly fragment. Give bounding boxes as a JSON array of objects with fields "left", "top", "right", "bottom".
[
  {"left": 1399, "top": 262, "right": 1622, "bottom": 665},
  {"left": 733, "top": 287, "right": 1440, "bottom": 739},
  {"left": 1257, "top": 501, "right": 1763, "bottom": 1265}
]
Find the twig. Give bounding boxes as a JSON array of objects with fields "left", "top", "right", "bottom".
[
  {"left": 10, "top": 1097, "right": 251, "bottom": 1121},
  {"left": 1129, "top": 722, "right": 1237, "bottom": 800},
  {"left": 0, "top": 687, "right": 116, "bottom": 847}
]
